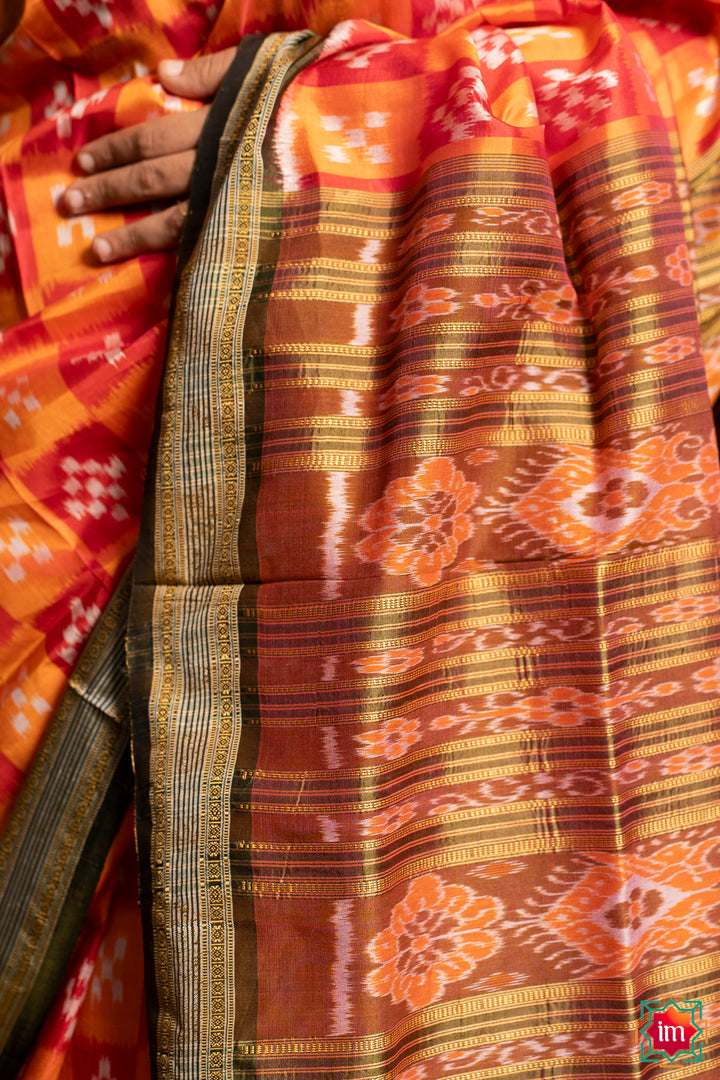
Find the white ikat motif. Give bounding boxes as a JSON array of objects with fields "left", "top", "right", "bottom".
[{"left": 61, "top": 455, "right": 129, "bottom": 522}]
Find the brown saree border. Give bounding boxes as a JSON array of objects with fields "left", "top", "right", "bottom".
[{"left": 128, "top": 31, "right": 321, "bottom": 1080}]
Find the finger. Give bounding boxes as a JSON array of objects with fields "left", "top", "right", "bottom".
[
  {"left": 62, "top": 149, "right": 195, "bottom": 214},
  {"left": 158, "top": 46, "right": 236, "bottom": 100},
  {"left": 91, "top": 200, "right": 189, "bottom": 263},
  {"left": 75, "top": 107, "right": 208, "bottom": 175}
]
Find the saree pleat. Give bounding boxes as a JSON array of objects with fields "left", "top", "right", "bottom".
[
  {"left": 128, "top": 6, "right": 720, "bottom": 1080},
  {"left": 0, "top": 574, "right": 133, "bottom": 1074}
]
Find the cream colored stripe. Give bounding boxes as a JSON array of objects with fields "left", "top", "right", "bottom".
[{"left": 150, "top": 584, "right": 243, "bottom": 1080}]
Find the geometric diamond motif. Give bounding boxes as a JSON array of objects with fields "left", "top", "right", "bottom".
[
  {"left": 0, "top": 517, "right": 52, "bottom": 583},
  {"left": 61, "top": 455, "right": 129, "bottom": 522}
]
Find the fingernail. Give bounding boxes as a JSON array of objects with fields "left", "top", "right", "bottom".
[
  {"left": 77, "top": 152, "right": 95, "bottom": 174},
  {"left": 93, "top": 237, "right": 112, "bottom": 262},
  {"left": 64, "top": 187, "right": 84, "bottom": 213},
  {"left": 159, "top": 59, "right": 183, "bottom": 77}
]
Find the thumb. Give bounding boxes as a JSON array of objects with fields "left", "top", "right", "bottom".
[{"left": 158, "top": 47, "right": 236, "bottom": 100}]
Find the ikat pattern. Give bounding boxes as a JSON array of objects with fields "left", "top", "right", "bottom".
[
  {"left": 8, "top": 2, "right": 720, "bottom": 1080},
  {"left": 365, "top": 873, "right": 502, "bottom": 1010},
  {"left": 218, "top": 9, "right": 720, "bottom": 1078}
]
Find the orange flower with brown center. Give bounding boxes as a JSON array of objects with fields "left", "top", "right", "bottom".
[
  {"left": 578, "top": 475, "right": 649, "bottom": 521},
  {"left": 521, "top": 685, "right": 604, "bottom": 727},
  {"left": 654, "top": 594, "right": 720, "bottom": 623},
  {"left": 362, "top": 801, "right": 417, "bottom": 837},
  {"left": 380, "top": 373, "right": 449, "bottom": 410},
  {"left": 356, "top": 458, "right": 477, "bottom": 586},
  {"left": 527, "top": 283, "right": 582, "bottom": 324},
  {"left": 612, "top": 181, "right": 672, "bottom": 211},
  {"left": 355, "top": 715, "right": 420, "bottom": 761},
  {"left": 666, "top": 243, "right": 693, "bottom": 287},
  {"left": 391, "top": 282, "right": 459, "bottom": 332},
  {"left": 366, "top": 873, "right": 501, "bottom": 1011},
  {"left": 642, "top": 335, "right": 696, "bottom": 365}
]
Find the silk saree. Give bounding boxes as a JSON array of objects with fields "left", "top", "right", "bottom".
[{"left": 2, "top": 2, "right": 720, "bottom": 1078}]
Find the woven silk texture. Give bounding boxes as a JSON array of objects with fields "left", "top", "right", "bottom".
[
  {"left": 127, "top": 6, "right": 720, "bottom": 1080},
  {"left": 2, "top": 1, "right": 720, "bottom": 1079}
]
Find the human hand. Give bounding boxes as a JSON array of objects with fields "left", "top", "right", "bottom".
[{"left": 61, "top": 47, "right": 236, "bottom": 263}]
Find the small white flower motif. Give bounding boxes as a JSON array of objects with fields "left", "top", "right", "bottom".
[
  {"left": 44, "top": 79, "right": 72, "bottom": 120},
  {"left": 507, "top": 25, "right": 573, "bottom": 46},
  {"left": 91, "top": 1057, "right": 118, "bottom": 1080},
  {"left": 60, "top": 956, "right": 95, "bottom": 1042},
  {"left": 536, "top": 67, "right": 619, "bottom": 137},
  {"left": 637, "top": 16, "right": 682, "bottom": 31},
  {"left": 0, "top": 516, "right": 50, "bottom": 584},
  {"left": 321, "top": 115, "right": 346, "bottom": 133},
  {"left": 433, "top": 67, "right": 492, "bottom": 141},
  {"left": 688, "top": 60, "right": 720, "bottom": 118},
  {"left": 421, "top": 0, "right": 477, "bottom": 33},
  {"left": 320, "top": 113, "right": 391, "bottom": 167},
  {"left": 470, "top": 27, "right": 524, "bottom": 71},
  {"left": 52, "top": 0, "right": 113, "bottom": 30},
  {"left": 336, "top": 41, "right": 396, "bottom": 70}
]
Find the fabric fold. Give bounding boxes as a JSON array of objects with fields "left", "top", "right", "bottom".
[
  {"left": 0, "top": 571, "right": 134, "bottom": 1075},
  {"left": 129, "top": 8, "right": 720, "bottom": 1080}
]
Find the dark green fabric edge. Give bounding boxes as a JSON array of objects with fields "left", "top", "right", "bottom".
[
  {"left": 2, "top": 742, "right": 133, "bottom": 1077},
  {"left": 0, "top": 573, "right": 133, "bottom": 1076}
]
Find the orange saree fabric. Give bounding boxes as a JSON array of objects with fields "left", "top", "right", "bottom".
[{"left": 2, "top": 1, "right": 720, "bottom": 1078}]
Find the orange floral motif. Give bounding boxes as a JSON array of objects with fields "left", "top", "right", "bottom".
[
  {"left": 642, "top": 335, "right": 696, "bottom": 365},
  {"left": 666, "top": 243, "right": 693, "bottom": 287},
  {"left": 362, "top": 801, "right": 417, "bottom": 837},
  {"left": 612, "top": 758, "right": 651, "bottom": 787},
  {"left": 624, "top": 265, "right": 658, "bottom": 282},
  {"left": 473, "top": 205, "right": 559, "bottom": 237},
  {"left": 606, "top": 680, "right": 681, "bottom": 723},
  {"left": 474, "top": 279, "right": 582, "bottom": 324},
  {"left": 356, "top": 458, "right": 478, "bottom": 586},
  {"left": 380, "top": 373, "right": 449, "bottom": 411},
  {"left": 579, "top": 475, "right": 648, "bottom": 521},
  {"left": 611, "top": 181, "right": 672, "bottom": 210},
  {"left": 432, "top": 686, "right": 604, "bottom": 731},
  {"left": 693, "top": 205, "right": 720, "bottom": 245},
  {"left": 510, "top": 435, "right": 720, "bottom": 555},
  {"left": 366, "top": 873, "right": 501, "bottom": 1010},
  {"left": 692, "top": 658, "right": 720, "bottom": 696},
  {"left": 521, "top": 686, "right": 605, "bottom": 726},
  {"left": 399, "top": 212, "right": 455, "bottom": 255},
  {"left": 654, "top": 594, "right": 720, "bottom": 623},
  {"left": 660, "top": 743, "right": 720, "bottom": 776},
  {"left": 354, "top": 647, "right": 424, "bottom": 675},
  {"left": 586, "top": 263, "right": 659, "bottom": 316},
  {"left": 544, "top": 839, "right": 720, "bottom": 975},
  {"left": 527, "top": 284, "right": 582, "bottom": 324},
  {"left": 355, "top": 715, "right": 420, "bottom": 761},
  {"left": 391, "top": 282, "right": 459, "bottom": 332}
]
